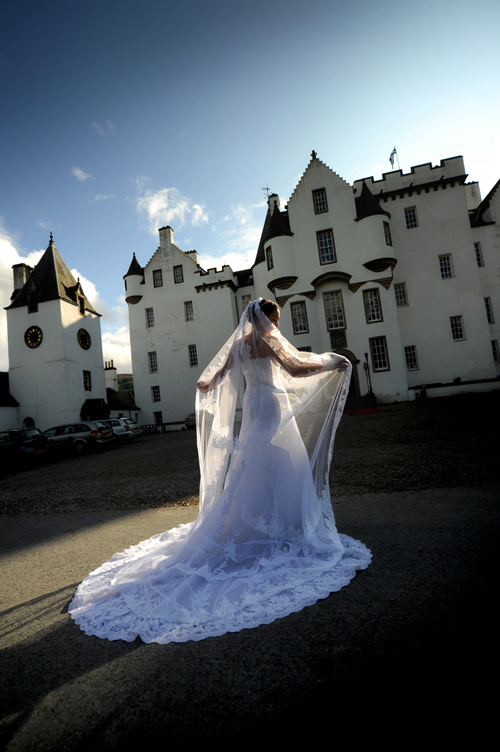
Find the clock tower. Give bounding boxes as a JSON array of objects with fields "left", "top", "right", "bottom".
[{"left": 5, "top": 234, "right": 107, "bottom": 430}]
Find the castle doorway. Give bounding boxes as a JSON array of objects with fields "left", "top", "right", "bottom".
[{"left": 334, "top": 349, "right": 361, "bottom": 400}]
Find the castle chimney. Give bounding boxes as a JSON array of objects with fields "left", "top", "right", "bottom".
[
  {"left": 158, "top": 226, "right": 174, "bottom": 247},
  {"left": 12, "top": 263, "right": 33, "bottom": 294}
]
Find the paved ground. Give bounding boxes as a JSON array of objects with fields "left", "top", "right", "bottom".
[{"left": 1, "top": 393, "right": 499, "bottom": 749}]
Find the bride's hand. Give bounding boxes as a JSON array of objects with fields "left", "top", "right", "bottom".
[
  {"left": 335, "top": 357, "right": 350, "bottom": 370},
  {"left": 197, "top": 381, "right": 209, "bottom": 392}
]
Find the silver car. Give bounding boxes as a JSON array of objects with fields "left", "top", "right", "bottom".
[
  {"left": 102, "top": 418, "right": 143, "bottom": 441},
  {"left": 43, "top": 421, "right": 115, "bottom": 455}
]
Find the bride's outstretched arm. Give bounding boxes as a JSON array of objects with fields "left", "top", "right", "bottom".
[
  {"left": 197, "top": 351, "right": 234, "bottom": 391},
  {"left": 262, "top": 333, "right": 349, "bottom": 377}
]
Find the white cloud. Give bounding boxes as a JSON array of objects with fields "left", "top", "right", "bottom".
[
  {"left": 102, "top": 326, "right": 132, "bottom": 373},
  {"left": 37, "top": 219, "right": 63, "bottom": 231},
  {"left": 134, "top": 181, "right": 208, "bottom": 236},
  {"left": 91, "top": 194, "right": 118, "bottom": 203},
  {"left": 198, "top": 201, "right": 265, "bottom": 271},
  {"left": 71, "top": 166, "right": 94, "bottom": 182},
  {"left": 91, "top": 119, "right": 115, "bottom": 136},
  {"left": 0, "top": 221, "right": 44, "bottom": 370}
]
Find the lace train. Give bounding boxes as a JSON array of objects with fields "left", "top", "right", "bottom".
[{"left": 69, "top": 522, "right": 371, "bottom": 644}]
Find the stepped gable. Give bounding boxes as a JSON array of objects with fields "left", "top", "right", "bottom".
[
  {"left": 355, "top": 181, "right": 391, "bottom": 221},
  {"left": 288, "top": 150, "right": 351, "bottom": 205},
  {"left": 469, "top": 178, "right": 500, "bottom": 227},
  {"left": 124, "top": 253, "right": 144, "bottom": 278},
  {"left": 6, "top": 235, "right": 99, "bottom": 314}
]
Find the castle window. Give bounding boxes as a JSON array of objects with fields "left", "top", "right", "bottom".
[
  {"left": 474, "top": 242, "right": 484, "bottom": 267},
  {"left": 154, "top": 411, "right": 163, "bottom": 426},
  {"left": 363, "top": 289, "right": 383, "bottom": 323},
  {"left": 383, "top": 222, "right": 392, "bottom": 246},
  {"left": 492, "top": 341, "right": 499, "bottom": 363},
  {"left": 317, "top": 230, "right": 336, "bottom": 264},
  {"left": 485, "top": 297, "right": 494, "bottom": 324},
  {"left": 145, "top": 308, "right": 154, "bottom": 328},
  {"left": 404, "top": 207, "right": 418, "bottom": 229},
  {"left": 439, "top": 255, "right": 454, "bottom": 279},
  {"left": 297, "top": 346, "right": 312, "bottom": 352},
  {"left": 83, "top": 371, "right": 92, "bottom": 391},
  {"left": 148, "top": 351, "right": 158, "bottom": 373},
  {"left": 312, "top": 189, "right": 328, "bottom": 214},
  {"left": 78, "top": 296, "right": 86, "bottom": 315},
  {"left": 188, "top": 345, "right": 198, "bottom": 367},
  {"left": 404, "top": 345, "right": 419, "bottom": 371},
  {"left": 151, "top": 385, "right": 161, "bottom": 402},
  {"left": 241, "top": 294, "right": 252, "bottom": 310},
  {"left": 153, "top": 269, "right": 163, "bottom": 287},
  {"left": 291, "top": 301, "right": 309, "bottom": 334},
  {"left": 450, "top": 316, "right": 465, "bottom": 341},
  {"left": 173, "top": 265, "right": 184, "bottom": 284},
  {"left": 394, "top": 282, "right": 408, "bottom": 307},
  {"left": 369, "top": 337, "right": 390, "bottom": 371},
  {"left": 324, "top": 291, "right": 345, "bottom": 330},
  {"left": 185, "top": 301, "right": 194, "bottom": 321},
  {"left": 266, "top": 246, "right": 274, "bottom": 270}
]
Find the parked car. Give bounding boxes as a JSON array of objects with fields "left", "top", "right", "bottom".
[
  {"left": 43, "top": 421, "right": 115, "bottom": 455},
  {"left": 184, "top": 413, "right": 196, "bottom": 429},
  {"left": 102, "top": 418, "right": 143, "bottom": 441},
  {"left": 0, "top": 428, "right": 48, "bottom": 466}
]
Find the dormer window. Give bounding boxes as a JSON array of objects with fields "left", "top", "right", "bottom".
[
  {"left": 27, "top": 292, "right": 38, "bottom": 313},
  {"left": 78, "top": 296, "right": 85, "bottom": 316}
]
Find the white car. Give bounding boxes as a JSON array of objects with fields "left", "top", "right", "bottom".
[{"left": 103, "top": 418, "right": 143, "bottom": 441}]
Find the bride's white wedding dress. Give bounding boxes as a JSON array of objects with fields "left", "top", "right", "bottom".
[{"left": 69, "top": 302, "right": 371, "bottom": 643}]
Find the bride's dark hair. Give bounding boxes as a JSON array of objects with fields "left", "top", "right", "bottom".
[{"left": 259, "top": 299, "right": 279, "bottom": 317}]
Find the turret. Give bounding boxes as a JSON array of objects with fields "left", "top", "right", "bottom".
[{"left": 123, "top": 253, "right": 144, "bottom": 305}]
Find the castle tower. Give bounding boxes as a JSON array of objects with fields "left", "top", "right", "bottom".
[{"left": 5, "top": 235, "right": 107, "bottom": 430}]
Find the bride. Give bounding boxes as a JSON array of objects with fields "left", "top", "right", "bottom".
[{"left": 69, "top": 299, "right": 371, "bottom": 643}]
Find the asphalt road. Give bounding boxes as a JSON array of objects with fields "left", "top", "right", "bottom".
[{"left": 1, "top": 394, "right": 499, "bottom": 749}]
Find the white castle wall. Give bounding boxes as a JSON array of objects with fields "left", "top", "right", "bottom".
[{"left": 126, "top": 155, "right": 500, "bottom": 419}]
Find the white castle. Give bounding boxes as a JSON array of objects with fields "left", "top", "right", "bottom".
[{"left": 123, "top": 152, "right": 500, "bottom": 426}]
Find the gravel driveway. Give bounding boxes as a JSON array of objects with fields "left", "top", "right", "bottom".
[
  {"left": 0, "top": 392, "right": 498, "bottom": 750},
  {"left": 1, "top": 392, "right": 498, "bottom": 515}
]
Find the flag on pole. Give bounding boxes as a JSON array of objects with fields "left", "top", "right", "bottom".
[{"left": 389, "top": 147, "right": 397, "bottom": 168}]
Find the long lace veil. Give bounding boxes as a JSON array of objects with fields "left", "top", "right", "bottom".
[{"left": 195, "top": 299, "right": 351, "bottom": 528}]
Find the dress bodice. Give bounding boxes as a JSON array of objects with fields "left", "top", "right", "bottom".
[{"left": 241, "top": 353, "right": 284, "bottom": 390}]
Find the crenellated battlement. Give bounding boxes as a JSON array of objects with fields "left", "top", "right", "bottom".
[{"left": 354, "top": 156, "right": 467, "bottom": 197}]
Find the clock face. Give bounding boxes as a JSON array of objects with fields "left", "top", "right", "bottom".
[
  {"left": 77, "top": 328, "right": 91, "bottom": 350},
  {"left": 24, "top": 326, "right": 43, "bottom": 349}
]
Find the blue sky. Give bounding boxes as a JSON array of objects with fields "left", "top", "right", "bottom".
[{"left": 1, "top": 0, "right": 499, "bottom": 371}]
